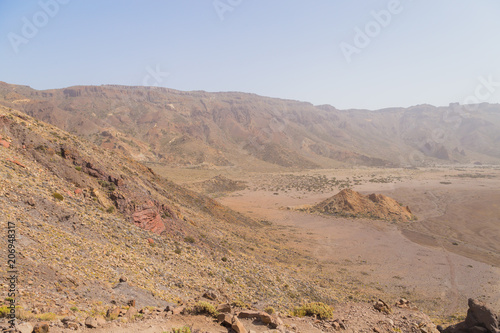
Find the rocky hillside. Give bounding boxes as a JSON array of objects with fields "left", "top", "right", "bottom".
[
  {"left": 0, "top": 105, "right": 337, "bottom": 319},
  {"left": 1, "top": 82, "right": 500, "bottom": 170},
  {"left": 0, "top": 100, "right": 457, "bottom": 333},
  {"left": 1, "top": 97, "right": 498, "bottom": 332},
  {"left": 312, "top": 189, "right": 415, "bottom": 222}
]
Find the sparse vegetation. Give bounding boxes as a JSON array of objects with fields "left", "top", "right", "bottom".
[
  {"left": 36, "top": 312, "right": 58, "bottom": 321},
  {"left": 254, "top": 174, "right": 355, "bottom": 193},
  {"left": 368, "top": 176, "right": 401, "bottom": 183},
  {"left": 231, "top": 299, "right": 250, "bottom": 309},
  {"left": 191, "top": 301, "right": 218, "bottom": 317},
  {"left": 455, "top": 173, "right": 495, "bottom": 179},
  {"left": 52, "top": 192, "right": 64, "bottom": 201},
  {"left": 171, "top": 326, "right": 191, "bottom": 333},
  {"left": 293, "top": 302, "right": 334, "bottom": 319},
  {"left": 264, "top": 306, "right": 276, "bottom": 314},
  {"left": 98, "top": 179, "right": 116, "bottom": 191},
  {"left": 0, "top": 306, "right": 33, "bottom": 320},
  {"left": 184, "top": 236, "right": 195, "bottom": 244},
  {"left": 0, "top": 306, "right": 11, "bottom": 318}
]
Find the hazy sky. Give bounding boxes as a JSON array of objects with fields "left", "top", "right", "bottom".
[{"left": 1, "top": 1, "right": 499, "bottom": 110}]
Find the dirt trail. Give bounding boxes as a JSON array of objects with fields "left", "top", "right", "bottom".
[{"left": 424, "top": 190, "right": 459, "bottom": 314}]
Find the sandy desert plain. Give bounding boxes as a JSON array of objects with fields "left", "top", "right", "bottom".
[{"left": 151, "top": 164, "right": 500, "bottom": 320}]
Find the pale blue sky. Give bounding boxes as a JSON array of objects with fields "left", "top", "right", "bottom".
[{"left": 1, "top": 0, "right": 499, "bottom": 109}]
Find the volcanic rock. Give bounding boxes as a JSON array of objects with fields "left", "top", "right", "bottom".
[
  {"left": 231, "top": 315, "right": 248, "bottom": 333},
  {"left": 33, "top": 322, "right": 50, "bottom": 333},
  {"left": 16, "top": 322, "right": 34, "bottom": 333},
  {"left": 202, "top": 290, "right": 218, "bottom": 301},
  {"left": 85, "top": 316, "right": 98, "bottom": 328},
  {"left": 218, "top": 313, "right": 233, "bottom": 327},
  {"left": 132, "top": 201, "right": 166, "bottom": 234},
  {"left": 374, "top": 299, "right": 392, "bottom": 314},
  {"left": 313, "top": 189, "right": 415, "bottom": 222},
  {"left": 217, "top": 303, "right": 232, "bottom": 314},
  {"left": 443, "top": 298, "right": 499, "bottom": 333}
]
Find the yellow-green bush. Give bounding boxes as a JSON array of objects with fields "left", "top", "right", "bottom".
[
  {"left": 36, "top": 312, "right": 57, "bottom": 321},
  {"left": 0, "top": 306, "right": 12, "bottom": 318},
  {"left": 52, "top": 192, "right": 64, "bottom": 201},
  {"left": 191, "top": 301, "right": 218, "bottom": 317},
  {"left": 231, "top": 299, "right": 250, "bottom": 309},
  {"left": 172, "top": 326, "right": 191, "bottom": 333},
  {"left": 264, "top": 306, "right": 276, "bottom": 314},
  {"left": 184, "top": 236, "right": 195, "bottom": 244},
  {"left": 293, "top": 302, "right": 333, "bottom": 319}
]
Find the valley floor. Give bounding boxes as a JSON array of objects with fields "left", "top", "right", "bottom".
[{"left": 168, "top": 166, "right": 500, "bottom": 319}]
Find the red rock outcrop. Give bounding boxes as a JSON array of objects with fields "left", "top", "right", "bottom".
[{"left": 132, "top": 201, "right": 167, "bottom": 234}]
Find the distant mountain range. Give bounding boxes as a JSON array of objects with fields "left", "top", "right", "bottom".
[{"left": 1, "top": 81, "right": 499, "bottom": 169}]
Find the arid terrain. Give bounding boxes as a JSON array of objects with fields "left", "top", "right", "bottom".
[
  {"left": 162, "top": 165, "right": 500, "bottom": 319},
  {"left": 0, "top": 83, "right": 499, "bottom": 332}
]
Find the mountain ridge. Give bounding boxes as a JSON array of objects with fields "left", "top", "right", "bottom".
[
  {"left": 2, "top": 85, "right": 499, "bottom": 331},
  {"left": 2, "top": 82, "right": 499, "bottom": 170}
]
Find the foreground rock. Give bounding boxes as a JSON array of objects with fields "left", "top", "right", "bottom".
[
  {"left": 443, "top": 298, "right": 499, "bottom": 333},
  {"left": 2, "top": 299, "right": 446, "bottom": 333},
  {"left": 231, "top": 316, "right": 247, "bottom": 333},
  {"left": 32, "top": 323, "right": 49, "bottom": 333},
  {"left": 374, "top": 299, "right": 392, "bottom": 314},
  {"left": 16, "top": 322, "right": 33, "bottom": 333},
  {"left": 84, "top": 315, "right": 105, "bottom": 328},
  {"left": 216, "top": 303, "right": 232, "bottom": 314}
]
